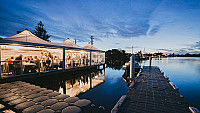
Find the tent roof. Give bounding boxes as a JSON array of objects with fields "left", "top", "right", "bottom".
[
  {"left": 4, "top": 30, "right": 57, "bottom": 45},
  {"left": 0, "top": 30, "right": 104, "bottom": 52},
  {"left": 61, "top": 38, "right": 81, "bottom": 49},
  {"left": 83, "top": 43, "right": 100, "bottom": 51}
]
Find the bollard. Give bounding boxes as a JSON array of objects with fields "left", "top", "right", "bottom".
[
  {"left": 149, "top": 56, "right": 152, "bottom": 67},
  {"left": 130, "top": 55, "right": 135, "bottom": 79}
]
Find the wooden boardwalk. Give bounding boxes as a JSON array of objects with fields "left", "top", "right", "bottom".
[{"left": 117, "top": 66, "right": 191, "bottom": 113}]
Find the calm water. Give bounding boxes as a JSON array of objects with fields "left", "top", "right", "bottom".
[
  {"left": 24, "top": 67, "right": 129, "bottom": 113},
  {"left": 141, "top": 57, "right": 200, "bottom": 109},
  {"left": 78, "top": 67, "right": 129, "bottom": 112}
]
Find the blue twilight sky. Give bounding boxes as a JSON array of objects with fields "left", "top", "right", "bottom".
[{"left": 0, "top": 0, "right": 200, "bottom": 54}]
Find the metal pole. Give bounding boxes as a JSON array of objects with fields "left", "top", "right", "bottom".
[
  {"left": 0, "top": 45, "right": 1, "bottom": 78},
  {"left": 21, "top": 60, "right": 23, "bottom": 75},
  {"left": 149, "top": 56, "right": 152, "bottom": 67},
  {"left": 130, "top": 55, "right": 135, "bottom": 79},
  {"left": 38, "top": 61, "right": 41, "bottom": 76},
  {"left": 63, "top": 48, "right": 65, "bottom": 72},
  {"left": 90, "top": 50, "right": 92, "bottom": 67}
]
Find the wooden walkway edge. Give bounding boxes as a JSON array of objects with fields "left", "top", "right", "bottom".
[{"left": 117, "top": 66, "right": 191, "bottom": 113}]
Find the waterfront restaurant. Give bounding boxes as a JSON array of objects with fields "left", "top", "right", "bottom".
[{"left": 0, "top": 30, "right": 105, "bottom": 78}]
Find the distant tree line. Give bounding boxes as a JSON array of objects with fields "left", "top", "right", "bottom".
[
  {"left": 106, "top": 49, "right": 129, "bottom": 70},
  {"left": 168, "top": 53, "right": 200, "bottom": 57}
]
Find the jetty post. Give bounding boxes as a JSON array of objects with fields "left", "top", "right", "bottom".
[
  {"left": 63, "top": 47, "right": 65, "bottom": 72},
  {"left": 130, "top": 55, "right": 135, "bottom": 79},
  {"left": 149, "top": 56, "right": 152, "bottom": 67}
]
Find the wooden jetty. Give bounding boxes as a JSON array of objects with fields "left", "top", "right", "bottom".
[
  {"left": 113, "top": 66, "right": 192, "bottom": 113},
  {"left": 0, "top": 81, "right": 93, "bottom": 113}
]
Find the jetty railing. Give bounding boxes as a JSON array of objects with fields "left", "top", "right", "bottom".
[{"left": 0, "top": 58, "right": 105, "bottom": 78}]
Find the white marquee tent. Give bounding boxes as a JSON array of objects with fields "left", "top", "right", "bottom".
[
  {"left": 1, "top": 30, "right": 104, "bottom": 52},
  {"left": 83, "top": 43, "right": 100, "bottom": 51},
  {"left": 3, "top": 30, "right": 60, "bottom": 46},
  {"left": 61, "top": 38, "right": 81, "bottom": 49}
]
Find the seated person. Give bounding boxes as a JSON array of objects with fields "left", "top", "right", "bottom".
[
  {"left": 29, "top": 56, "right": 34, "bottom": 63},
  {"left": 8, "top": 57, "right": 14, "bottom": 73},
  {"left": 14, "top": 54, "right": 23, "bottom": 75},
  {"left": 46, "top": 57, "right": 51, "bottom": 70},
  {"left": 15, "top": 54, "right": 23, "bottom": 64},
  {"left": 34, "top": 56, "right": 40, "bottom": 69}
]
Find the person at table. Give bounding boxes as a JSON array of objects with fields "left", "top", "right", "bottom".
[
  {"left": 44, "top": 53, "right": 48, "bottom": 57},
  {"left": 48, "top": 52, "right": 53, "bottom": 59},
  {"left": 34, "top": 56, "right": 40, "bottom": 71},
  {"left": 55, "top": 56, "right": 60, "bottom": 63},
  {"left": 46, "top": 57, "right": 51, "bottom": 70},
  {"left": 14, "top": 54, "right": 23, "bottom": 75},
  {"left": 8, "top": 57, "right": 14, "bottom": 74},
  {"left": 15, "top": 54, "right": 23, "bottom": 63},
  {"left": 40, "top": 52, "right": 45, "bottom": 59},
  {"left": 29, "top": 56, "right": 34, "bottom": 63},
  {"left": 23, "top": 56, "right": 29, "bottom": 62},
  {"left": 8, "top": 57, "right": 13, "bottom": 64},
  {"left": 52, "top": 56, "right": 59, "bottom": 69}
]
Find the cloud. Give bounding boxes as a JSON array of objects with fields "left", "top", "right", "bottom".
[
  {"left": 0, "top": 0, "right": 163, "bottom": 42},
  {"left": 188, "top": 48, "right": 194, "bottom": 51},
  {"left": 193, "top": 41, "right": 200, "bottom": 49},
  {"left": 157, "top": 48, "right": 173, "bottom": 52},
  {"left": 0, "top": 1, "right": 55, "bottom": 37},
  {"left": 149, "top": 25, "right": 161, "bottom": 36},
  {"left": 173, "top": 41, "right": 200, "bottom": 54}
]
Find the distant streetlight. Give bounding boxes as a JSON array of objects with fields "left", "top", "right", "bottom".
[{"left": 132, "top": 46, "right": 133, "bottom": 54}]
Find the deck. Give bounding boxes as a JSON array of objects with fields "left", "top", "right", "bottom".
[{"left": 117, "top": 66, "right": 191, "bottom": 113}]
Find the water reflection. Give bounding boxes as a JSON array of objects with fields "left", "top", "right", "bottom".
[
  {"left": 24, "top": 68, "right": 105, "bottom": 97},
  {"left": 58, "top": 71, "right": 105, "bottom": 97},
  {"left": 106, "top": 61, "right": 126, "bottom": 70}
]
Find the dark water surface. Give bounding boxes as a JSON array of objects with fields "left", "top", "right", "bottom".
[
  {"left": 78, "top": 68, "right": 129, "bottom": 113},
  {"left": 141, "top": 57, "right": 200, "bottom": 109},
  {"left": 25, "top": 67, "right": 129, "bottom": 113}
]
